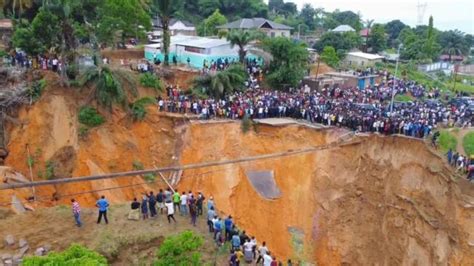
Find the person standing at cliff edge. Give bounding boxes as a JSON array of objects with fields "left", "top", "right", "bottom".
[
  {"left": 96, "top": 195, "right": 109, "bottom": 224},
  {"left": 71, "top": 199, "right": 82, "bottom": 227}
]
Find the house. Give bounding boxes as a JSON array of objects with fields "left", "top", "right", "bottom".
[
  {"left": 331, "top": 25, "right": 355, "bottom": 33},
  {"left": 0, "top": 19, "right": 13, "bottom": 48},
  {"left": 360, "top": 28, "right": 371, "bottom": 38},
  {"left": 324, "top": 72, "right": 382, "bottom": 89},
  {"left": 344, "top": 52, "right": 384, "bottom": 67},
  {"left": 216, "top": 18, "right": 292, "bottom": 38},
  {"left": 144, "top": 35, "right": 259, "bottom": 69},
  {"left": 152, "top": 18, "right": 196, "bottom": 36}
]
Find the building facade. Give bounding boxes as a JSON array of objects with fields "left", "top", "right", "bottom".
[{"left": 217, "top": 18, "right": 292, "bottom": 38}]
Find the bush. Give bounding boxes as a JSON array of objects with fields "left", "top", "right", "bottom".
[
  {"left": 28, "top": 79, "right": 46, "bottom": 102},
  {"left": 0, "top": 50, "right": 7, "bottom": 58},
  {"left": 66, "top": 64, "right": 79, "bottom": 80},
  {"left": 44, "top": 160, "right": 55, "bottom": 180},
  {"left": 463, "top": 132, "right": 474, "bottom": 156},
  {"left": 132, "top": 160, "right": 144, "bottom": 170},
  {"left": 140, "top": 73, "right": 162, "bottom": 91},
  {"left": 23, "top": 244, "right": 107, "bottom": 266},
  {"left": 130, "top": 97, "right": 155, "bottom": 121},
  {"left": 438, "top": 131, "right": 457, "bottom": 153},
  {"left": 241, "top": 115, "right": 254, "bottom": 134},
  {"left": 78, "top": 107, "right": 105, "bottom": 127},
  {"left": 154, "top": 231, "right": 203, "bottom": 266}
]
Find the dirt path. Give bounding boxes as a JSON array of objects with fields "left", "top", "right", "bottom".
[
  {"left": 448, "top": 127, "right": 473, "bottom": 155},
  {"left": 0, "top": 204, "right": 227, "bottom": 265}
]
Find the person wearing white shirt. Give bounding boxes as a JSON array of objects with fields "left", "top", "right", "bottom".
[{"left": 180, "top": 192, "right": 188, "bottom": 216}]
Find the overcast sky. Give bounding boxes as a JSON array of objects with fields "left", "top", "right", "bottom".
[{"left": 280, "top": 0, "right": 473, "bottom": 34}]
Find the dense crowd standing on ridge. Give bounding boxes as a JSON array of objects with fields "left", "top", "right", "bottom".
[
  {"left": 158, "top": 69, "right": 473, "bottom": 139},
  {"left": 72, "top": 189, "right": 291, "bottom": 266}
]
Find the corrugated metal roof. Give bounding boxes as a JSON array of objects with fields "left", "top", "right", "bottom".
[
  {"left": 217, "top": 18, "right": 292, "bottom": 30},
  {"left": 331, "top": 25, "right": 355, "bottom": 32},
  {"left": 347, "top": 52, "right": 384, "bottom": 60}
]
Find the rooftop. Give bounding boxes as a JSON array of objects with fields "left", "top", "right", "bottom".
[
  {"left": 0, "top": 19, "right": 13, "bottom": 29},
  {"left": 331, "top": 25, "right": 355, "bottom": 33},
  {"left": 347, "top": 52, "right": 384, "bottom": 60},
  {"left": 216, "top": 18, "right": 292, "bottom": 30}
]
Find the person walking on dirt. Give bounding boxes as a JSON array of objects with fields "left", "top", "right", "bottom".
[
  {"left": 256, "top": 242, "right": 269, "bottom": 264},
  {"left": 431, "top": 131, "right": 440, "bottom": 148},
  {"left": 189, "top": 198, "right": 197, "bottom": 226},
  {"left": 447, "top": 149, "right": 453, "bottom": 165},
  {"left": 96, "top": 195, "right": 109, "bottom": 224},
  {"left": 180, "top": 191, "right": 188, "bottom": 216},
  {"left": 71, "top": 199, "right": 82, "bottom": 227},
  {"left": 232, "top": 232, "right": 241, "bottom": 251},
  {"left": 196, "top": 192, "right": 205, "bottom": 216},
  {"left": 225, "top": 215, "right": 233, "bottom": 241},
  {"left": 207, "top": 206, "right": 216, "bottom": 232},
  {"left": 165, "top": 200, "right": 177, "bottom": 224},
  {"left": 173, "top": 190, "right": 180, "bottom": 212},
  {"left": 157, "top": 189, "right": 165, "bottom": 214},
  {"left": 148, "top": 191, "right": 157, "bottom": 218},
  {"left": 141, "top": 195, "right": 149, "bottom": 220},
  {"left": 207, "top": 196, "right": 215, "bottom": 211}
]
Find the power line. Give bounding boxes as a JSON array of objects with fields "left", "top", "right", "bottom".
[{"left": 0, "top": 139, "right": 361, "bottom": 190}]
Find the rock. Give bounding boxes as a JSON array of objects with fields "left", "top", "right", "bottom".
[
  {"left": 394, "top": 217, "right": 404, "bottom": 228},
  {"left": 321, "top": 202, "right": 330, "bottom": 211},
  {"left": 43, "top": 244, "right": 51, "bottom": 253},
  {"left": 18, "top": 245, "right": 29, "bottom": 257},
  {"left": 12, "top": 254, "right": 23, "bottom": 264},
  {"left": 356, "top": 190, "right": 363, "bottom": 196},
  {"left": 18, "top": 239, "right": 27, "bottom": 248},
  {"left": 10, "top": 195, "right": 26, "bottom": 214},
  {"left": 23, "top": 203, "right": 35, "bottom": 212},
  {"left": 35, "top": 247, "right": 45, "bottom": 256},
  {"left": 1, "top": 253, "right": 12, "bottom": 261},
  {"left": 468, "top": 241, "right": 474, "bottom": 247},
  {"left": 4, "top": 259, "right": 13, "bottom": 266},
  {"left": 4, "top": 235, "right": 15, "bottom": 246}
]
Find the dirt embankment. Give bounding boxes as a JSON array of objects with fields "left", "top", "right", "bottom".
[{"left": 2, "top": 86, "right": 474, "bottom": 264}]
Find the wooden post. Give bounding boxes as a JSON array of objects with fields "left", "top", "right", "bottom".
[{"left": 25, "top": 144, "right": 36, "bottom": 201}]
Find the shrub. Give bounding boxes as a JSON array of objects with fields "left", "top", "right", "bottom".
[
  {"left": 132, "top": 160, "right": 144, "bottom": 170},
  {"left": 78, "top": 107, "right": 105, "bottom": 127},
  {"left": 130, "top": 97, "right": 155, "bottom": 121},
  {"left": 241, "top": 115, "right": 254, "bottom": 134},
  {"left": 28, "top": 79, "right": 46, "bottom": 102},
  {"left": 144, "top": 173, "right": 156, "bottom": 182},
  {"left": 45, "top": 160, "right": 55, "bottom": 180},
  {"left": 78, "top": 125, "right": 89, "bottom": 139},
  {"left": 23, "top": 244, "right": 107, "bottom": 266},
  {"left": 66, "top": 64, "right": 79, "bottom": 80},
  {"left": 140, "top": 73, "right": 162, "bottom": 91},
  {"left": 438, "top": 131, "right": 457, "bottom": 153},
  {"left": 463, "top": 132, "right": 474, "bottom": 156},
  {"left": 154, "top": 231, "right": 203, "bottom": 266},
  {"left": 0, "top": 50, "right": 7, "bottom": 57}
]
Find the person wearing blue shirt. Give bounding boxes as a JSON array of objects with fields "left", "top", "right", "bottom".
[
  {"left": 224, "top": 215, "right": 233, "bottom": 241},
  {"left": 232, "top": 233, "right": 241, "bottom": 251},
  {"left": 96, "top": 195, "right": 109, "bottom": 224}
]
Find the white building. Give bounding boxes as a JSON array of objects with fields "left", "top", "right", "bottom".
[
  {"left": 344, "top": 52, "right": 384, "bottom": 67},
  {"left": 331, "top": 25, "right": 356, "bottom": 33},
  {"left": 216, "top": 18, "right": 292, "bottom": 38},
  {"left": 151, "top": 18, "right": 196, "bottom": 37}
]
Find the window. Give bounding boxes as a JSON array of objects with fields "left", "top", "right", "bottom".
[
  {"left": 184, "top": 46, "right": 205, "bottom": 54},
  {"left": 271, "top": 32, "right": 275, "bottom": 38}
]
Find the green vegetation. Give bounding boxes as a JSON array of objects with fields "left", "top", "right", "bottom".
[
  {"left": 193, "top": 64, "right": 247, "bottom": 97},
  {"left": 227, "top": 30, "right": 265, "bottom": 64},
  {"left": 197, "top": 9, "right": 227, "bottom": 36},
  {"left": 132, "top": 160, "right": 156, "bottom": 181},
  {"left": 263, "top": 37, "right": 309, "bottom": 90},
  {"left": 78, "top": 107, "right": 105, "bottom": 127},
  {"left": 44, "top": 160, "right": 55, "bottom": 180},
  {"left": 394, "top": 94, "right": 413, "bottom": 102},
  {"left": 23, "top": 244, "right": 107, "bottom": 266},
  {"left": 27, "top": 79, "right": 46, "bottom": 102},
  {"left": 78, "top": 65, "right": 137, "bottom": 111},
  {"left": 314, "top": 31, "right": 362, "bottom": 58},
  {"left": 438, "top": 131, "right": 457, "bottom": 153},
  {"left": 320, "top": 46, "right": 339, "bottom": 68},
  {"left": 139, "top": 73, "right": 163, "bottom": 91},
  {"left": 241, "top": 115, "right": 255, "bottom": 134},
  {"left": 0, "top": 49, "right": 7, "bottom": 57},
  {"left": 130, "top": 97, "right": 155, "bottom": 121},
  {"left": 463, "top": 132, "right": 474, "bottom": 156},
  {"left": 154, "top": 231, "right": 204, "bottom": 266}
]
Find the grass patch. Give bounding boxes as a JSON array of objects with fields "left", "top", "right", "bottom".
[
  {"left": 241, "top": 115, "right": 255, "bottom": 134},
  {"left": 27, "top": 79, "right": 46, "bottom": 102},
  {"left": 463, "top": 132, "right": 474, "bottom": 156},
  {"left": 130, "top": 97, "right": 155, "bottom": 121},
  {"left": 78, "top": 106, "right": 105, "bottom": 127},
  {"left": 394, "top": 94, "right": 413, "bottom": 102},
  {"left": 438, "top": 131, "right": 457, "bottom": 153}
]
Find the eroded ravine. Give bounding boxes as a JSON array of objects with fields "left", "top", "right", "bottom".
[{"left": 2, "top": 89, "right": 474, "bottom": 265}]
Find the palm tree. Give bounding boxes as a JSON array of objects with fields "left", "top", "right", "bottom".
[
  {"left": 78, "top": 65, "right": 137, "bottom": 111},
  {"left": 154, "top": 0, "right": 182, "bottom": 66},
  {"left": 193, "top": 64, "right": 247, "bottom": 98},
  {"left": 227, "top": 30, "right": 265, "bottom": 64},
  {"left": 440, "top": 30, "right": 466, "bottom": 62}
]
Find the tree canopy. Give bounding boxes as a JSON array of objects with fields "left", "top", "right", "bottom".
[
  {"left": 263, "top": 37, "right": 308, "bottom": 90},
  {"left": 314, "top": 31, "right": 361, "bottom": 58},
  {"left": 154, "top": 231, "right": 204, "bottom": 266},
  {"left": 197, "top": 9, "right": 227, "bottom": 36}
]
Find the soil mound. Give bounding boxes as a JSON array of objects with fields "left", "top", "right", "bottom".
[{"left": 1, "top": 89, "right": 474, "bottom": 264}]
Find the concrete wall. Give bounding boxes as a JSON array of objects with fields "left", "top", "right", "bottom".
[{"left": 344, "top": 54, "right": 382, "bottom": 67}]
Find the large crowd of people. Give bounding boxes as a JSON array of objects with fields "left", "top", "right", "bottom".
[
  {"left": 158, "top": 72, "right": 473, "bottom": 139},
  {"left": 71, "top": 189, "right": 289, "bottom": 266}
]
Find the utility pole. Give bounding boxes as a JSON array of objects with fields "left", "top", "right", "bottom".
[{"left": 390, "top": 44, "right": 403, "bottom": 115}]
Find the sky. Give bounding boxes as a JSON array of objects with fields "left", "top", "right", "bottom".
[{"left": 281, "top": 0, "right": 474, "bottom": 34}]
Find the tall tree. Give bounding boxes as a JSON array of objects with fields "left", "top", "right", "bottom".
[
  {"left": 363, "top": 19, "right": 374, "bottom": 52},
  {"left": 439, "top": 30, "right": 468, "bottom": 61},
  {"left": 263, "top": 37, "right": 309, "bottom": 90},
  {"left": 422, "top": 15, "right": 440, "bottom": 61},
  {"left": 384, "top": 19, "right": 406, "bottom": 46},
  {"left": 154, "top": 0, "right": 182, "bottom": 66},
  {"left": 320, "top": 46, "right": 339, "bottom": 68},
  {"left": 226, "top": 30, "right": 264, "bottom": 64},
  {"left": 314, "top": 31, "right": 362, "bottom": 58},
  {"left": 367, "top": 23, "right": 386, "bottom": 53},
  {"left": 327, "top": 10, "right": 362, "bottom": 31},
  {"left": 197, "top": 9, "right": 227, "bottom": 36},
  {"left": 299, "top": 3, "right": 316, "bottom": 30}
]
